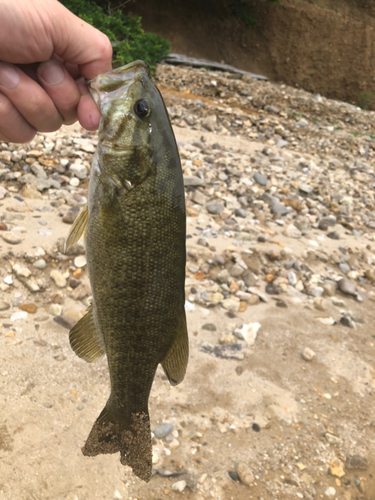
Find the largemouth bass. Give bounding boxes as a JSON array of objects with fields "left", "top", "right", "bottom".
[{"left": 65, "top": 61, "right": 188, "bottom": 482}]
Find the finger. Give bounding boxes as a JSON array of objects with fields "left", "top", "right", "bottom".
[
  {"left": 0, "top": 62, "right": 63, "bottom": 132},
  {"left": 76, "top": 78, "right": 101, "bottom": 131},
  {"left": 0, "top": 92, "right": 36, "bottom": 143},
  {"left": 37, "top": 59, "right": 81, "bottom": 125},
  {"left": 0, "top": 0, "right": 112, "bottom": 78},
  {"left": 52, "top": 55, "right": 80, "bottom": 81},
  {"left": 50, "top": 2, "right": 113, "bottom": 79},
  {"left": 0, "top": 131, "right": 13, "bottom": 142}
]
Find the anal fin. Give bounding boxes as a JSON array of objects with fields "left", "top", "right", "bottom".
[
  {"left": 69, "top": 303, "right": 105, "bottom": 362},
  {"left": 65, "top": 205, "right": 88, "bottom": 251},
  {"left": 161, "top": 312, "right": 189, "bottom": 386}
]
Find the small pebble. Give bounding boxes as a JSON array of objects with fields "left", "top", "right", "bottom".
[
  {"left": 202, "top": 323, "right": 217, "bottom": 331},
  {"left": 50, "top": 270, "right": 67, "bottom": 288},
  {"left": 2, "top": 232, "right": 22, "bottom": 245},
  {"left": 171, "top": 480, "right": 186, "bottom": 492},
  {"left": 253, "top": 172, "right": 267, "bottom": 186},
  {"left": 302, "top": 347, "right": 316, "bottom": 361},
  {"left": 18, "top": 303, "right": 37, "bottom": 314},
  {"left": 10, "top": 311, "right": 28, "bottom": 322},
  {"left": 338, "top": 278, "right": 357, "bottom": 296},
  {"left": 234, "top": 322, "right": 260, "bottom": 345},
  {"left": 340, "top": 316, "right": 355, "bottom": 328},
  {"left": 324, "top": 487, "right": 336, "bottom": 498},
  {"left": 154, "top": 423, "right": 174, "bottom": 439},
  {"left": 49, "top": 304, "right": 63, "bottom": 316},
  {"left": 74, "top": 255, "right": 87, "bottom": 268},
  {"left": 62, "top": 206, "right": 80, "bottom": 224},
  {"left": 33, "top": 258, "right": 47, "bottom": 270},
  {"left": 236, "top": 463, "right": 254, "bottom": 486}
]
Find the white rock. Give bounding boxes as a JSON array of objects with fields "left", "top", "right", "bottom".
[
  {"left": 35, "top": 247, "right": 46, "bottom": 256},
  {"left": 10, "top": 311, "right": 28, "bottom": 321},
  {"left": 12, "top": 264, "right": 31, "bottom": 278},
  {"left": 234, "top": 323, "right": 261, "bottom": 345},
  {"left": 324, "top": 487, "right": 336, "bottom": 498},
  {"left": 24, "top": 280, "right": 40, "bottom": 292},
  {"left": 49, "top": 304, "right": 62, "bottom": 316},
  {"left": 69, "top": 163, "right": 88, "bottom": 179},
  {"left": 283, "top": 224, "right": 302, "bottom": 239},
  {"left": 316, "top": 316, "right": 336, "bottom": 325},
  {"left": 152, "top": 449, "right": 159, "bottom": 464},
  {"left": 74, "top": 255, "right": 87, "bottom": 268},
  {"left": 73, "top": 139, "right": 96, "bottom": 154},
  {"left": 50, "top": 270, "right": 67, "bottom": 288},
  {"left": 172, "top": 480, "right": 187, "bottom": 492},
  {"left": 2, "top": 232, "right": 22, "bottom": 244},
  {"left": 222, "top": 298, "right": 240, "bottom": 312},
  {"left": 69, "top": 177, "right": 80, "bottom": 187},
  {"left": 184, "top": 300, "right": 195, "bottom": 312},
  {"left": 3, "top": 275, "right": 13, "bottom": 285},
  {"left": 302, "top": 347, "right": 315, "bottom": 361},
  {"left": 168, "top": 438, "right": 180, "bottom": 449},
  {"left": 113, "top": 491, "right": 123, "bottom": 500}
]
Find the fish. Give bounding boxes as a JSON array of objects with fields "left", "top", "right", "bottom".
[{"left": 65, "top": 60, "right": 188, "bottom": 482}]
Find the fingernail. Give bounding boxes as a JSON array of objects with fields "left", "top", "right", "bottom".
[
  {"left": 39, "top": 60, "right": 65, "bottom": 86},
  {"left": 0, "top": 64, "right": 20, "bottom": 89}
]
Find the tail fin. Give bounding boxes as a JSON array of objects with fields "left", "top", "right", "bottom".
[{"left": 82, "top": 405, "right": 152, "bottom": 482}]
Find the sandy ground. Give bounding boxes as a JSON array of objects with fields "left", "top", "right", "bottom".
[{"left": 0, "top": 123, "right": 375, "bottom": 500}]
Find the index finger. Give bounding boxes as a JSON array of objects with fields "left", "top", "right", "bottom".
[{"left": 50, "top": 4, "right": 113, "bottom": 79}]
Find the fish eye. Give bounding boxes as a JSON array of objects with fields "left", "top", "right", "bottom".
[{"left": 134, "top": 99, "right": 150, "bottom": 118}]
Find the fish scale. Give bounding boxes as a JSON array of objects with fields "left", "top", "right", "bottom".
[{"left": 65, "top": 60, "right": 188, "bottom": 482}]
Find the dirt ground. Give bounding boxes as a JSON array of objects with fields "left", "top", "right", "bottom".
[
  {"left": 0, "top": 118, "right": 374, "bottom": 499},
  {"left": 1, "top": 60, "right": 375, "bottom": 499}
]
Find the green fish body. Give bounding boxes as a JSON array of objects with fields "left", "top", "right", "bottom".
[{"left": 66, "top": 61, "right": 188, "bottom": 482}]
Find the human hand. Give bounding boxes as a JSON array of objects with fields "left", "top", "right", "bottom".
[{"left": 0, "top": 0, "right": 112, "bottom": 143}]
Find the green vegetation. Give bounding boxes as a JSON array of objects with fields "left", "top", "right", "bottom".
[
  {"left": 61, "top": 0, "right": 170, "bottom": 71},
  {"left": 358, "top": 91, "right": 374, "bottom": 110},
  {"left": 231, "top": 1, "right": 257, "bottom": 27},
  {"left": 232, "top": 0, "right": 281, "bottom": 27}
]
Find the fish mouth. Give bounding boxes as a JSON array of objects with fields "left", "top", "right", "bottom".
[
  {"left": 86, "top": 61, "right": 149, "bottom": 84},
  {"left": 87, "top": 60, "right": 150, "bottom": 109}
]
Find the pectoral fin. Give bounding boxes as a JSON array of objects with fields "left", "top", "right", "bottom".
[
  {"left": 65, "top": 205, "right": 88, "bottom": 251},
  {"left": 161, "top": 313, "right": 189, "bottom": 386},
  {"left": 69, "top": 304, "right": 105, "bottom": 362}
]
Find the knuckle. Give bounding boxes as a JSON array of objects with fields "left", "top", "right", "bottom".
[
  {"left": 99, "top": 33, "right": 113, "bottom": 62},
  {"left": 27, "top": 92, "right": 51, "bottom": 115}
]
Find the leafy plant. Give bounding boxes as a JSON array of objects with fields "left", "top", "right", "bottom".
[
  {"left": 358, "top": 91, "right": 374, "bottom": 110},
  {"left": 231, "top": 0, "right": 281, "bottom": 27},
  {"left": 231, "top": 0, "right": 257, "bottom": 27},
  {"left": 61, "top": 0, "right": 170, "bottom": 72}
]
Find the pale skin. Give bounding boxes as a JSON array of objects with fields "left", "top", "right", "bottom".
[{"left": 0, "top": 0, "right": 113, "bottom": 143}]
